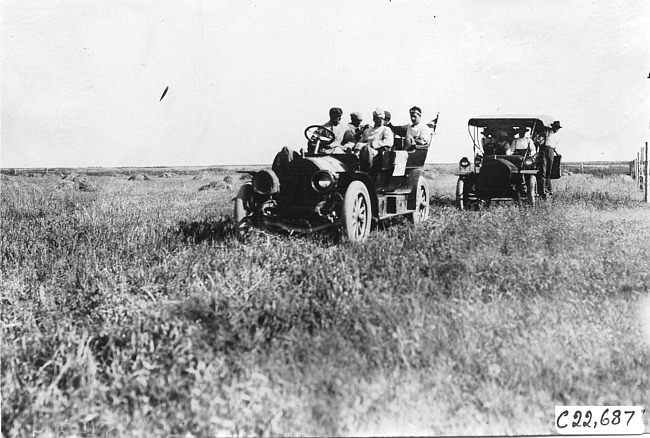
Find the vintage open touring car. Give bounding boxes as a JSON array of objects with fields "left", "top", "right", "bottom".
[
  {"left": 234, "top": 120, "right": 437, "bottom": 242},
  {"left": 455, "top": 115, "right": 561, "bottom": 209}
]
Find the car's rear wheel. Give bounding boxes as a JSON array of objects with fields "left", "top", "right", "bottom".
[
  {"left": 525, "top": 174, "right": 537, "bottom": 205},
  {"left": 411, "top": 176, "right": 430, "bottom": 223},
  {"left": 342, "top": 181, "right": 372, "bottom": 242},
  {"left": 233, "top": 183, "right": 255, "bottom": 240}
]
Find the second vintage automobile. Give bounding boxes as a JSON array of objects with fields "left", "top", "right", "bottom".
[
  {"left": 234, "top": 119, "right": 437, "bottom": 242},
  {"left": 455, "top": 115, "right": 561, "bottom": 209}
]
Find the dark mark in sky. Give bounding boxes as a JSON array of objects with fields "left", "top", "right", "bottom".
[{"left": 159, "top": 86, "right": 169, "bottom": 101}]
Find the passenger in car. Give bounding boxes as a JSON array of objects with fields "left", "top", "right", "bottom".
[
  {"left": 384, "top": 110, "right": 407, "bottom": 149},
  {"left": 346, "top": 112, "right": 367, "bottom": 143},
  {"left": 482, "top": 128, "right": 497, "bottom": 154},
  {"left": 353, "top": 109, "right": 394, "bottom": 171},
  {"left": 484, "top": 129, "right": 510, "bottom": 155},
  {"left": 386, "top": 107, "right": 432, "bottom": 151},
  {"left": 510, "top": 126, "right": 537, "bottom": 157},
  {"left": 403, "top": 106, "right": 432, "bottom": 151}
]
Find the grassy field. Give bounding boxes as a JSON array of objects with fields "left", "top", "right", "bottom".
[{"left": 2, "top": 164, "right": 649, "bottom": 437}]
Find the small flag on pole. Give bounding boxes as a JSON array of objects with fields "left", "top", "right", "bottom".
[{"left": 427, "top": 112, "right": 440, "bottom": 133}]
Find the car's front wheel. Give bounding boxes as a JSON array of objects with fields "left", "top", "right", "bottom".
[
  {"left": 342, "top": 181, "right": 372, "bottom": 242},
  {"left": 233, "top": 183, "right": 255, "bottom": 240},
  {"left": 525, "top": 174, "right": 537, "bottom": 206},
  {"left": 456, "top": 178, "right": 467, "bottom": 210},
  {"left": 411, "top": 175, "right": 430, "bottom": 223}
]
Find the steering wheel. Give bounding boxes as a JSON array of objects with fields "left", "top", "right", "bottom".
[{"left": 304, "top": 125, "right": 336, "bottom": 147}]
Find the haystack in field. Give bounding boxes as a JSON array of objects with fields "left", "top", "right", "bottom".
[
  {"left": 128, "top": 173, "right": 152, "bottom": 181},
  {"left": 56, "top": 174, "right": 97, "bottom": 192},
  {"left": 62, "top": 172, "right": 80, "bottom": 181},
  {"left": 192, "top": 171, "right": 214, "bottom": 181},
  {"left": 223, "top": 175, "right": 234, "bottom": 184},
  {"left": 159, "top": 172, "right": 177, "bottom": 178},
  {"left": 56, "top": 180, "right": 76, "bottom": 190},
  {"left": 77, "top": 178, "right": 97, "bottom": 192},
  {"left": 198, "top": 181, "right": 232, "bottom": 191}
]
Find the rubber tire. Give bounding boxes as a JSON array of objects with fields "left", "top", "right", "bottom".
[
  {"left": 234, "top": 183, "right": 255, "bottom": 240},
  {"left": 342, "top": 181, "right": 372, "bottom": 242},
  {"left": 411, "top": 176, "right": 430, "bottom": 223},
  {"left": 525, "top": 174, "right": 537, "bottom": 206},
  {"left": 456, "top": 178, "right": 466, "bottom": 210}
]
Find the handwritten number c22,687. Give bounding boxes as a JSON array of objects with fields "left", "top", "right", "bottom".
[{"left": 556, "top": 408, "right": 639, "bottom": 430}]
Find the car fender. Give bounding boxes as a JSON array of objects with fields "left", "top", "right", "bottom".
[
  {"left": 406, "top": 169, "right": 424, "bottom": 210},
  {"left": 337, "top": 172, "right": 379, "bottom": 220}
]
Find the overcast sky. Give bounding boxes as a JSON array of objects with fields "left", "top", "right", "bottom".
[{"left": 2, "top": 0, "right": 648, "bottom": 168}]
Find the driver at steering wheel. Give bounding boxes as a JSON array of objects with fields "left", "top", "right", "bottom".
[{"left": 316, "top": 107, "right": 355, "bottom": 154}]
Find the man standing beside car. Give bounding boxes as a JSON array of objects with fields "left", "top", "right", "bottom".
[{"left": 537, "top": 120, "right": 561, "bottom": 198}]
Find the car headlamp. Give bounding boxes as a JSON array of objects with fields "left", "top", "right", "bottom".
[
  {"left": 311, "top": 170, "right": 337, "bottom": 193},
  {"left": 459, "top": 157, "right": 471, "bottom": 171},
  {"left": 523, "top": 157, "right": 534, "bottom": 167},
  {"left": 252, "top": 169, "right": 280, "bottom": 195}
]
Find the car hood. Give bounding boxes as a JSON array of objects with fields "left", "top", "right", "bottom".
[{"left": 284, "top": 155, "right": 351, "bottom": 175}]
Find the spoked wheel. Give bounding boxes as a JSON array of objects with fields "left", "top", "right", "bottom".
[
  {"left": 525, "top": 174, "right": 537, "bottom": 206},
  {"left": 456, "top": 178, "right": 467, "bottom": 210},
  {"left": 457, "top": 177, "right": 485, "bottom": 210},
  {"left": 233, "top": 183, "right": 255, "bottom": 240},
  {"left": 411, "top": 176, "right": 430, "bottom": 223},
  {"left": 342, "top": 181, "right": 372, "bottom": 242}
]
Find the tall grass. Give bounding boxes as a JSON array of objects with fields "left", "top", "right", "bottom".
[{"left": 2, "top": 170, "right": 649, "bottom": 436}]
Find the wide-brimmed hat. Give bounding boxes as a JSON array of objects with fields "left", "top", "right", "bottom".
[
  {"left": 550, "top": 120, "right": 562, "bottom": 129},
  {"left": 372, "top": 109, "right": 385, "bottom": 119}
]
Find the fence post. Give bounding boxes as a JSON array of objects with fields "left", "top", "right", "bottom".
[
  {"left": 643, "top": 141, "right": 650, "bottom": 203},
  {"left": 636, "top": 147, "right": 643, "bottom": 187}
]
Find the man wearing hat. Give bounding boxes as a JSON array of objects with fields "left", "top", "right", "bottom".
[
  {"left": 346, "top": 112, "right": 368, "bottom": 143},
  {"left": 353, "top": 109, "right": 394, "bottom": 171},
  {"left": 404, "top": 106, "right": 432, "bottom": 150},
  {"left": 537, "top": 120, "right": 562, "bottom": 198}
]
